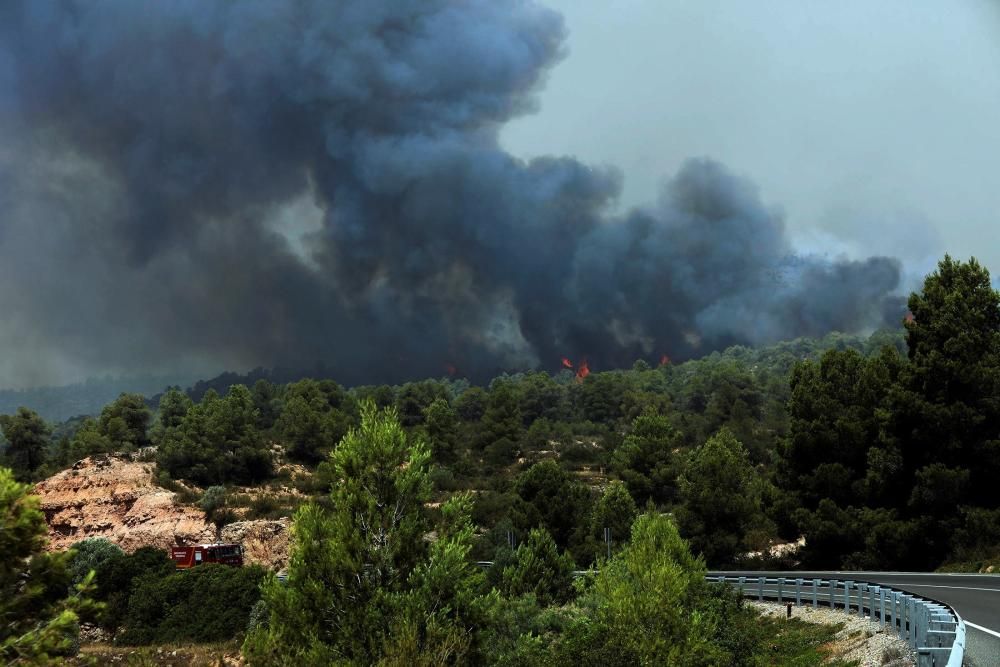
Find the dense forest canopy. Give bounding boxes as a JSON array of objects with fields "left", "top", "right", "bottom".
[{"left": 2, "top": 255, "right": 996, "bottom": 575}]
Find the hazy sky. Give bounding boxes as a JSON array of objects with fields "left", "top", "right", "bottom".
[{"left": 502, "top": 0, "right": 1000, "bottom": 287}]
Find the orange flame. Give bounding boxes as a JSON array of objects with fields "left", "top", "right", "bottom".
[
  {"left": 575, "top": 359, "right": 590, "bottom": 382},
  {"left": 904, "top": 311, "right": 915, "bottom": 324},
  {"left": 659, "top": 354, "right": 671, "bottom": 367},
  {"left": 561, "top": 357, "right": 574, "bottom": 369}
]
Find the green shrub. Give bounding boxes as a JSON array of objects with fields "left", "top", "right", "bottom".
[
  {"left": 500, "top": 528, "right": 576, "bottom": 606},
  {"left": 199, "top": 485, "right": 230, "bottom": 526},
  {"left": 212, "top": 508, "right": 239, "bottom": 528},
  {"left": 246, "top": 494, "right": 281, "bottom": 520},
  {"left": 93, "top": 547, "right": 175, "bottom": 631},
  {"left": 199, "top": 485, "right": 227, "bottom": 515},
  {"left": 472, "top": 491, "right": 514, "bottom": 530},
  {"left": 119, "top": 564, "right": 266, "bottom": 645},
  {"left": 68, "top": 538, "right": 124, "bottom": 587},
  {"left": 428, "top": 465, "right": 460, "bottom": 491},
  {"left": 0, "top": 467, "right": 94, "bottom": 663}
]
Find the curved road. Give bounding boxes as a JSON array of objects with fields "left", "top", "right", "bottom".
[{"left": 711, "top": 571, "right": 1000, "bottom": 666}]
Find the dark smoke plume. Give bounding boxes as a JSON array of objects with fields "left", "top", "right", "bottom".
[{"left": 0, "top": 0, "right": 903, "bottom": 388}]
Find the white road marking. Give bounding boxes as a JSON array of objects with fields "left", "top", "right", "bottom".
[
  {"left": 888, "top": 583, "right": 1000, "bottom": 593},
  {"left": 790, "top": 571, "right": 1000, "bottom": 577},
  {"left": 966, "top": 621, "right": 1000, "bottom": 640}
]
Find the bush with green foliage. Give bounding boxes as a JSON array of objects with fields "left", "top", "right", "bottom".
[
  {"left": 548, "top": 512, "right": 755, "bottom": 666},
  {"left": 676, "top": 428, "right": 772, "bottom": 567},
  {"left": 68, "top": 538, "right": 124, "bottom": 587},
  {"left": 119, "top": 564, "right": 266, "bottom": 645},
  {"left": 275, "top": 379, "right": 354, "bottom": 463},
  {"left": 92, "top": 546, "right": 176, "bottom": 631},
  {"left": 98, "top": 393, "right": 151, "bottom": 452},
  {"left": 0, "top": 407, "right": 51, "bottom": 480},
  {"left": 611, "top": 409, "right": 684, "bottom": 506},
  {"left": 499, "top": 528, "right": 575, "bottom": 606},
  {"left": 199, "top": 485, "right": 230, "bottom": 526},
  {"left": 511, "top": 460, "right": 592, "bottom": 559},
  {"left": 586, "top": 480, "right": 637, "bottom": 562},
  {"left": 157, "top": 385, "right": 272, "bottom": 485},
  {"left": 1, "top": 467, "right": 94, "bottom": 663}
]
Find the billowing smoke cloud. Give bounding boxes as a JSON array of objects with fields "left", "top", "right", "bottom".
[{"left": 0, "top": 0, "right": 902, "bottom": 388}]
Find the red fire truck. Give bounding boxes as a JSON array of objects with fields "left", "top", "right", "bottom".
[{"left": 170, "top": 543, "right": 244, "bottom": 569}]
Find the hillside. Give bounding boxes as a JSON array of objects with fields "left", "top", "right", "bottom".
[{"left": 33, "top": 454, "right": 290, "bottom": 569}]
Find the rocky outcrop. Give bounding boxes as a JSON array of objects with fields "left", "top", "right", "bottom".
[
  {"left": 220, "top": 518, "right": 291, "bottom": 572},
  {"left": 34, "top": 455, "right": 216, "bottom": 552}
]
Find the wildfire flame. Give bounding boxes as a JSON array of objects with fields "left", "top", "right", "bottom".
[
  {"left": 575, "top": 359, "right": 590, "bottom": 382},
  {"left": 659, "top": 354, "right": 670, "bottom": 367},
  {"left": 904, "top": 311, "right": 915, "bottom": 324},
  {"left": 561, "top": 357, "right": 573, "bottom": 369}
]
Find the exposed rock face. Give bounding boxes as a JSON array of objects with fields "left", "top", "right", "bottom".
[
  {"left": 33, "top": 455, "right": 216, "bottom": 552},
  {"left": 220, "top": 519, "right": 291, "bottom": 572}
]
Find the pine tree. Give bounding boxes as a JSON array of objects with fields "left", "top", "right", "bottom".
[
  {"left": 244, "top": 402, "right": 488, "bottom": 665},
  {"left": 1, "top": 467, "right": 95, "bottom": 663}
]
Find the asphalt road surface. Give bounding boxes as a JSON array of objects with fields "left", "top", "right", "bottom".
[{"left": 710, "top": 571, "right": 1000, "bottom": 667}]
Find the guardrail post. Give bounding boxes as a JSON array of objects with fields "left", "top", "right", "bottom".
[
  {"left": 857, "top": 583, "right": 867, "bottom": 617},
  {"left": 917, "top": 600, "right": 924, "bottom": 649},
  {"left": 915, "top": 603, "right": 924, "bottom": 651},
  {"left": 903, "top": 595, "right": 915, "bottom": 649},
  {"left": 899, "top": 594, "right": 908, "bottom": 644},
  {"left": 900, "top": 594, "right": 907, "bottom": 639},
  {"left": 877, "top": 587, "right": 885, "bottom": 627},
  {"left": 758, "top": 577, "right": 764, "bottom": 602},
  {"left": 777, "top": 578, "right": 784, "bottom": 604},
  {"left": 812, "top": 579, "right": 818, "bottom": 608},
  {"left": 891, "top": 592, "right": 899, "bottom": 633},
  {"left": 844, "top": 580, "right": 853, "bottom": 612},
  {"left": 829, "top": 579, "right": 836, "bottom": 609},
  {"left": 795, "top": 578, "right": 803, "bottom": 606}
]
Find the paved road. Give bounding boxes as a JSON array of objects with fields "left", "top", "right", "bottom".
[{"left": 710, "top": 571, "right": 1000, "bottom": 666}]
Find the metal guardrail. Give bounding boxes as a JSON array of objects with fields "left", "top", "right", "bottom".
[{"left": 706, "top": 574, "right": 965, "bottom": 667}]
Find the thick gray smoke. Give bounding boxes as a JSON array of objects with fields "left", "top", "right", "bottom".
[{"left": 0, "top": 0, "right": 902, "bottom": 388}]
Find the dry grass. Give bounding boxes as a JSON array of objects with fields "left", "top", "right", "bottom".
[{"left": 75, "top": 641, "right": 242, "bottom": 666}]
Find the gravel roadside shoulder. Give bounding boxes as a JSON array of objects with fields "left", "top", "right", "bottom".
[{"left": 749, "top": 600, "right": 917, "bottom": 666}]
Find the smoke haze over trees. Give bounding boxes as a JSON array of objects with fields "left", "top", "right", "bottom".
[{"left": 0, "top": 0, "right": 905, "bottom": 389}]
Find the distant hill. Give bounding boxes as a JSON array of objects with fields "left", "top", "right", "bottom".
[{"left": 0, "top": 374, "right": 197, "bottom": 422}]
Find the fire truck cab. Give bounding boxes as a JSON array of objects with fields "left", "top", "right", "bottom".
[{"left": 170, "top": 543, "right": 244, "bottom": 569}]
